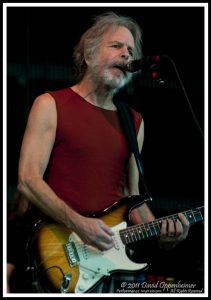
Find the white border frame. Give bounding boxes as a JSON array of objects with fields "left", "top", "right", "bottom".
[{"left": 3, "top": 2, "right": 208, "bottom": 297}]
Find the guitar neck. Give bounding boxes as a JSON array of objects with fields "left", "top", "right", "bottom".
[{"left": 120, "top": 206, "right": 204, "bottom": 245}]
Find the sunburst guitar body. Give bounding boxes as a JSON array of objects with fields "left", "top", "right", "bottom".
[{"left": 29, "top": 196, "right": 204, "bottom": 293}]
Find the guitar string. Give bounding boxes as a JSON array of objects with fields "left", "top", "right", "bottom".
[
  {"left": 59, "top": 209, "right": 204, "bottom": 271},
  {"left": 119, "top": 210, "right": 203, "bottom": 235},
  {"left": 67, "top": 209, "right": 204, "bottom": 247},
  {"left": 39, "top": 210, "right": 203, "bottom": 247},
  {"left": 127, "top": 209, "right": 202, "bottom": 228},
  {"left": 71, "top": 209, "right": 203, "bottom": 249},
  {"left": 41, "top": 208, "right": 202, "bottom": 252},
  {"left": 36, "top": 208, "right": 203, "bottom": 289},
  {"left": 56, "top": 209, "right": 204, "bottom": 254},
  {"left": 111, "top": 210, "right": 204, "bottom": 243}
]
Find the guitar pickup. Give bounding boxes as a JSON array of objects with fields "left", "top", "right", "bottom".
[{"left": 64, "top": 241, "right": 80, "bottom": 267}]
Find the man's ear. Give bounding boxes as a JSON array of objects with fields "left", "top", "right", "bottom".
[{"left": 84, "top": 50, "right": 92, "bottom": 66}]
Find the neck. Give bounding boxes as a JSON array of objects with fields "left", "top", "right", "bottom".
[{"left": 72, "top": 76, "right": 117, "bottom": 110}]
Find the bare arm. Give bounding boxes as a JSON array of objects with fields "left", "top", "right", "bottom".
[
  {"left": 7, "top": 263, "right": 16, "bottom": 293},
  {"left": 18, "top": 93, "right": 114, "bottom": 251},
  {"left": 18, "top": 93, "right": 69, "bottom": 224}
]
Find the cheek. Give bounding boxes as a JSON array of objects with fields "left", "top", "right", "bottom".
[{"left": 96, "top": 47, "right": 117, "bottom": 64}]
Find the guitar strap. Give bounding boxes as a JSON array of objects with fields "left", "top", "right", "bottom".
[{"left": 113, "top": 98, "right": 152, "bottom": 202}]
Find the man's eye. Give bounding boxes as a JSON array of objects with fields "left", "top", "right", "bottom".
[
  {"left": 112, "top": 44, "right": 120, "bottom": 48},
  {"left": 128, "top": 49, "right": 134, "bottom": 57}
]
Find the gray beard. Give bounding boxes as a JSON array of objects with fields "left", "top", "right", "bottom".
[{"left": 90, "top": 64, "right": 132, "bottom": 93}]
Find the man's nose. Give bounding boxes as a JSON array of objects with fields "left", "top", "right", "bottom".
[{"left": 120, "top": 46, "right": 130, "bottom": 60}]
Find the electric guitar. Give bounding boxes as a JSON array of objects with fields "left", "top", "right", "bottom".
[{"left": 28, "top": 196, "right": 204, "bottom": 293}]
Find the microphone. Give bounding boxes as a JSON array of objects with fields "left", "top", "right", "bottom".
[{"left": 125, "top": 55, "right": 162, "bottom": 73}]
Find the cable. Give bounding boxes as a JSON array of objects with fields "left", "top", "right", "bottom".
[{"left": 157, "top": 54, "right": 204, "bottom": 139}]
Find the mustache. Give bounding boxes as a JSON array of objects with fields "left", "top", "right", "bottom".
[{"left": 110, "top": 60, "right": 132, "bottom": 75}]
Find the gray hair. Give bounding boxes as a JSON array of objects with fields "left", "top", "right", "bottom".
[{"left": 72, "top": 11, "right": 143, "bottom": 82}]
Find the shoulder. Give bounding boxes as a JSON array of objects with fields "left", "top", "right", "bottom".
[
  {"left": 28, "top": 93, "right": 57, "bottom": 124},
  {"left": 131, "top": 107, "right": 142, "bottom": 121},
  {"left": 33, "top": 92, "right": 56, "bottom": 107},
  {"left": 130, "top": 107, "right": 143, "bottom": 132},
  {"left": 34, "top": 87, "right": 72, "bottom": 105}
]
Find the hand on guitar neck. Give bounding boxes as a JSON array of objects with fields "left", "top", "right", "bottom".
[
  {"left": 158, "top": 212, "right": 190, "bottom": 250},
  {"left": 129, "top": 201, "right": 190, "bottom": 251}
]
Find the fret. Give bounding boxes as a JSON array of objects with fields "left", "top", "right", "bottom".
[
  {"left": 129, "top": 228, "right": 138, "bottom": 242},
  {"left": 185, "top": 211, "right": 196, "bottom": 224},
  {"left": 140, "top": 224, "right": 148, "bottom": 239},
  {"left": 148, "top": 224, "right": 156, "bottom": 236},
  {"left": 126, "top": 232, "right": 132, "bottom": 244},
  {"left": 145, "top": 223, "right": 154, "bottom": 237},
  {"left": 120, "top": 227, "right": 138, "bottom": 244},
  {"left": 119, "top": 206, "right": 204, "bottom": 245},
  {"left": 167, "top": 216, "right": 177, "bottom": 223},
  {"left": 195, "top": 210, "right": 204, "bottom": 222},
  {"left": 152, "top": 221, "right": 161, "bottom": 236},
  {"left": 154, "top": 220, "right": 162, "bottom": 235},
  {"left": 137, "top": 225, "right": 145, "bottom": 240},
  {"left": 185, "top": 209, "right": 204, "bottom": 225},
  {"left": 120, "top": 231, "right": 131, "bottom": 244},
  {"left": 133, "top": 227, "right": 140, "bottom": 241},
  {"left": 198, "top": 210, "right": 203, "bottom": 221},
  {"left": 188, "top": 211, "right": 196, "bottom": 223},
  {"left": 142, "top": 223, "right": 149, "bottom": 238}
]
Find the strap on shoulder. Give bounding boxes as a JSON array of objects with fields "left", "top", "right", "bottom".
[{"left": 114, "top": 98, "right": 152, "bottom": 201}]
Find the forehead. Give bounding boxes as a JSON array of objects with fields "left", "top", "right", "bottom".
[{"left": 102, "top": 26, "right": 135, "bottom": 48}]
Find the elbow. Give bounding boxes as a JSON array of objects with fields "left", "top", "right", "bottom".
[
  {"left": 17, "top": 174, "right": 27, "bottom": 195},
  {"left": 17, "top": 170, "right": 33, "bottom": 195},
  {"left": 17, "top": 170, "right": 41, "bottom": 194}
]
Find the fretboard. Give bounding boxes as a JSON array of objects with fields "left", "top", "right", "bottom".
[{"left": 119, "top": 206, "right": 204, "bottom": 245}]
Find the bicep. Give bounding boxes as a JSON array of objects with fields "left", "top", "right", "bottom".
[{"left": 18, "top": 94, "right": 57, "bottom": 179}]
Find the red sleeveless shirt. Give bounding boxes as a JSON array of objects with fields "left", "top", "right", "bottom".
[{"left": 46, "top": 88, "right": 142, "bottom": 215}]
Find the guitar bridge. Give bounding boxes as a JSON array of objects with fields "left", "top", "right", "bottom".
[{"left": 64, "top": 241, "right": 80, "bottom": 267}]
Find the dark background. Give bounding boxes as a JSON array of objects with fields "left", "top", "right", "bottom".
[{"left": 7, "top": 5, "right": 205, "bottom": 211}]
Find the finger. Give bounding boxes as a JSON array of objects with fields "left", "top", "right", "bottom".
[
  {"left": 175, "top": 219, "right": 183, "bottom": 236},
  {"left": 97, "top": 221, "right": 115, "bottom": 242},
  {"left": 167, "top": 219, "right": 175, "bottom": 237},
  {"left": 178, "top": 213, "right": 190, "bottom": 227},
  {"left": 93, "top": 236, "right": 114, "bottom": 251},
  {"left": 178, "top": 213, "right": 190, "bottom": 238},
  {"left": 100, "top": 222, "right": 114, "bottom": 236},
  {"left": 160, "top": 219, "right": 168, "bottom": 235},
  {"left": 100, "top": 240, "right": 115, "bottom": 251}
]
